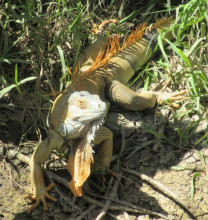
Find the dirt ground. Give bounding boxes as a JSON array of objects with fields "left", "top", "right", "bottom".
[{"left": 0, "top": 104, "right": 208, "bottom": 220}]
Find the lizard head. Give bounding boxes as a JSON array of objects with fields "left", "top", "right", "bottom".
[{"left": 58, "top": 91, "right": 108, "bottom": 139}]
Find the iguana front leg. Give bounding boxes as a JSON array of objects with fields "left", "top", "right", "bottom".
[
  {"left": 27, "top": 129, "right": 65, "bottom": 214},
  {"left": 108, "top": 80, "right": 186, "bottom": 110},
  {"left": 93, "top": 125, "right": 113, "bottom": 171}
]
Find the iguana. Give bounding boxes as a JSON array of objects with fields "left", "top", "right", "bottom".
[{"left": 27, "top": 17, "right": 186, "bottom": 213}]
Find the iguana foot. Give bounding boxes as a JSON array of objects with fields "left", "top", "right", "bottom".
[
  {"left": 156, "top": 90, "right": 188, "bottom": 108},
  {"left": 26, "top": 182, "right": 57, "bottom": 214}
]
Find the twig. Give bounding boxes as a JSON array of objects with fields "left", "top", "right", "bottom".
[
  {"left": 82, "top": 194, "right": 170, "bottom": 219},
  {"left": 10, "top": 150, "right": 170, "bottom": 219},
  {"left": 160, "top": 77, "right": 172, "bottom": 92},
  {"left": 122, "top": 168, "right": 191, "bottom": 211},
  {"left": 2, "top": 159, "right": 13, "bottom": 187},
  {"left": 170, "top": 165, "right": 204, "bottom": 172},
  {"left": 74, "top": 205, "right": 97, "bottom": 220},
  {"left": 106, "top": 213, "right": 121, "bottom": 220},
  {"left": 86, "top": 192, "right": 172, "bottom": 219},
  {"left": 45, "top": 168, "right": 70, "bottom": 187},
  {"left": 45, "top": 168, "right": 171, "bottom": 219},
  {"left": 95, "top": 192, "right": 112, "bottom": 220},
  {"left": 53, "top": 185, "right": 82, "bottom": 212},
  {"left": 95, "top": 173, "right": 121, "bottom": 220},
  {"left": 2, "top": 158, "right": 25, "bottom": 190},
  {"left": 8, "top": 150, "right": 30, "bottom": 164}
]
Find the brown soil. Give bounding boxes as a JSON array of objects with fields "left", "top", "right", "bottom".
[{"left": 0, "top": 107, "right": 208, "bottom": 220}]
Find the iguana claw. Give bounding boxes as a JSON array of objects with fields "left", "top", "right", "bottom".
[
  {"left": 157, "top": 90, "right": 188, "bottom": 108},
  {"left": 26, "top": 182, "right": 57, "bottom": 214}
]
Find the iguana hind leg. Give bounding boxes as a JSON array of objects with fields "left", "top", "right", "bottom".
[
  {"left": 108, "top": 80, "right": 186, "bottom": 110},
  {"left": 93, "top": 125, "right": 113, "bottom": 171},
  {"left": 108, "top": 80, "right": 157, "bottom": 110}
]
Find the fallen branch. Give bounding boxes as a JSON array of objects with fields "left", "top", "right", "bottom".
[
  {"left": 54, "top": 185, "right": 82, "bottom": 212},
  {"left": 170, "top": 165, "right": 204, "bottom": 172},
  {"left": 8, "top": 149, "right": 30, "bottom": 164},
  {"left": 46, "top": 166, "right": 171, "bottom": 219},
  {"left": 122, "top": 167, "right": 195, "bottom": 217},
  {"left": 95, "top": 173, "right": 121, "bottom": 220},
  {"left": 48, "top": 169, "right": 171, "bottom": 219},
  {"left": 9, "top": 150, "right": 170, "bottom": 219},
  {"left": 82, "top": 194, "right": 170, "bottom": 219},
  {"left": 76, "top": 205, "right": 97, "bottom": 220}
]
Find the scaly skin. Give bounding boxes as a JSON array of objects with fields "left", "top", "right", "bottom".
[
  {"left": 27, "top": 17, "right": 186, "bottom": 213},
  {"left": 27, "top": 91, "right": 108, "bottom": 213}
]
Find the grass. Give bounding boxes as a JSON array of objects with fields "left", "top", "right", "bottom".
[
  {"left": 0, "top": 0, "right": 207, "bottom": 149},
  {"left": 0, "top": 0, "right": 207, "bottom": 144}
]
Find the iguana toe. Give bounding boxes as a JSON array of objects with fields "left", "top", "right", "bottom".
[
  {"left": 27, "top": 200, "right": 41, "bottom": 214},
  {"left": 26, "top": 182, "right": 57, "bottom": 214},
  {"left": 156, "top": 90, "right": 188, "bottom": 108}
]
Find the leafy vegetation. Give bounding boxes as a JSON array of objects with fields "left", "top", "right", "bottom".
[
  {"left": 0, "top": 0, "right": 207, "bottom": 151},
  {"left": 0, "top": 0, "right": 207, "bottom": 156}
]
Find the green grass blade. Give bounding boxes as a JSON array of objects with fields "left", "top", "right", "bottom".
[
  {"left": 191, "top": 173, "right": 201, "bottom": 199},
  {"left": 14, "top": 64, "right": 18, "bottom": 85},
  {"left": 0, "top": 84, "right": 17, "bottom": 98},
  {"left": 0, "top": 76, "right": 37, "bottom": 99},
  {"left": 119, "top": 9, "right": 141, "bottom": 24},
  {"left": 57, "top": 45, "right": 66, "bottom": 91},
  {"left": 188, "top": 74, "right": 200, "bottom": 111},
  {"left": 3, "top": 31, "right": 26, "bottom": 57},
  {"left": 64, "top": 10, "right": 82, "bottom": 36},
  {"left": 126, "top": 140, "right": 156, "bottom": 160},
  {"left": 195, "top": 131, "right": 208, "bottom": 145},
  {"left": 3, "top": 58, "right": 30, "bottom": 64},
  {"left": 186, "top": 37, "right": 205, "bottom": 57},
  {"left": 189, "top": 75, "right": 198, "bottom": 96},
  {"left": 158, "top": 34, "right": 169, "bottom": 63},
  {"left": 144, "top": 75, "right": 149, "bottom": 91},
  {"left": 14, "top": 64, "right": 22, "bottom": 94},
  {"left": 165, "top": 39, "right": 191, "bottom": 67},
  {"left": 0, "top": 58, "right": 11, "bottom": 64},
  {"left": 146, "top": 129, "right": 167, "bottom": 140}
]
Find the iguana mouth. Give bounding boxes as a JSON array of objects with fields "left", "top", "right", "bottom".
[
  {"left": 59, "top": 115, "right": 105, "bottom": 139},
  {"left": 77, "top": 110, "right": 107, "bottom": 122}
]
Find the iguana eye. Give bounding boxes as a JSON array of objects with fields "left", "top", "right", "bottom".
[{"left": 76, "top": 99, "right": 87, "bottom": 109}]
